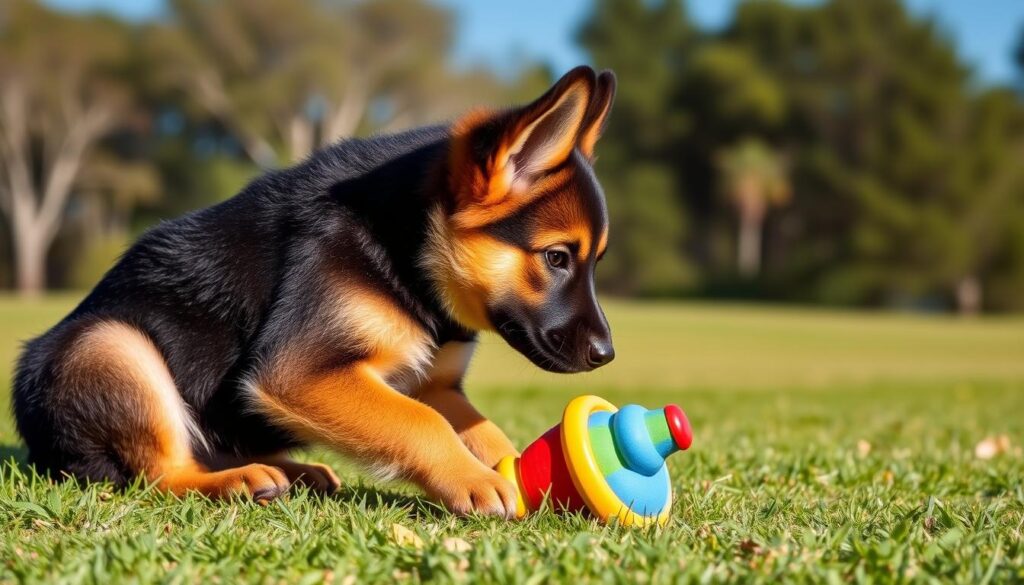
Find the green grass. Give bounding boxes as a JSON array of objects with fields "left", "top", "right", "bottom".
[{"left": 1, "top": 295, "right": 1023, "bottom": 583}]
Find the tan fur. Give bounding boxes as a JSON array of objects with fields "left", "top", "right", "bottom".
[
  {"left": 454, "top": 169, "right": 575, "bottom": 231},
  {"left": 430, "top": 72, "right": 602, "bottom": 331},
  {"left": 411, "top": 342, "right": 517, "bottom": 468},
  {"left": 420, "top": 341, "right": 477, "bottom": 389},
  {"left": 597, "top": 226, "right": 609, "bottom": 258},
  {"left": 421, "top": 205, "right": 555, "bottom": 330},
  {"left": 579, "top": 85, "right": 614, "bottom": 159},
  {"left": 533, "top": 226, "right": 593, "bottom": 259},
  {"left": 447, "top": 70, "right": 591, "bottom": 229},
  {"left": 328, "top": 279, "right": 434, "bottom": 379},
  {"left": 422, "top": 153, "right": 603, "bottom": 329},
  {"left": 156, "top": 462, "right": 291, "bottom": 501},
  {"left": 417, "top": 387, "right": 518, "bottom": 468},
  {"left": 449, "top": 107, "right": 501, "bottom": 209},
  {"left": 256, "top": 457, "right": 340, "bottom": 492},
  {"left": 60, "top": 321, "right": 293, "bottom": 500},
  {"left": 63, "top": 322, "right": 205, "bottom": 472},
  {"left": 205, "top": 452, "right": 341, "bottom": 494}
]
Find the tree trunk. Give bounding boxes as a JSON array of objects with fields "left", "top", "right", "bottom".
[
  {"left": 955, "top": 276, "right": 982, "bottom": 316},
  {"left": 14, "top": 230, "right": 46, "bottom": 297},
  {"left": 3, "top": 78, "right": 114, "bottom": 297},
  {"left": 287, "top": 116, "right": 314, "bottom": 163},
  {"left": 194, "top": 71, "right": 277, "bottom": 168},
  {"left": 737, "top": 211, "right": 764, "bottom": 277},
  {"left": 321, "top": 78, "right": 369, "bottom": 148}
]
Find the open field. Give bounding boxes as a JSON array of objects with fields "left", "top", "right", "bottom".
[{"left": 1, "top": 295, "right": 1023, "bottom": 583}]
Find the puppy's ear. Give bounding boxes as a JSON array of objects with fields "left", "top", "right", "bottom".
[
  {"left": 579, "top": 70, "right": 616, "bottom": 159},
  {"left": 451, "top": 66, "right": 596, "bottom": 212},
  {"left": 500, "top": 67, "right": 595, "bottom": 185}
]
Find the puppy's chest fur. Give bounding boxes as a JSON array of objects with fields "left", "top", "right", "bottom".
[
  {"left": 386, "top": 339, "right": 478, "bottom": 396},
  {"left": 329, "top": 284, "right": 474, "bottom": 393}
]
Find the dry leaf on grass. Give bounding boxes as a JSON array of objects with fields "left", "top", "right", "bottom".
[
  {"left": 390, "top": 523, "right": 424, "bottom": 549},
  {"left": 856, "top": 439, "right": 872, "bottom": 458},
  {"left": 442, "top": 536, "right": 472, "bottom": 573},
  {"left": 443, "top": 537, "right": 472, "bottom": 553},
  {"left": 738, "top": 539, "right": 765, "bottom": 556},
  {"left": 974, "top": 435, "right": 1011, "bottom": 460}
]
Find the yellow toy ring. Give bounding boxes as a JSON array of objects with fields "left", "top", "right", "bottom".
[{"left": 495, "top": 455, "right": 527, "bottom": 519}]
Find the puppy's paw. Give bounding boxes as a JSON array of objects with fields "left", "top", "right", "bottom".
[
  {"left": 428, "top": 462, "right": 517, "bottom": 518},
  {"left": 158, "top": 462, "right": 290, "bottom": 503},
  {"left": 222, "top": 463, "right": 291, "bottom": 504},
  {"left": 460, "top": 420, "right": 519, "bottom": 468}
]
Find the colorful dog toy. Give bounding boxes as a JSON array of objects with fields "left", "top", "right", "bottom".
[{"left": 495, "top": 395, "right": 692, "bottom": 526}]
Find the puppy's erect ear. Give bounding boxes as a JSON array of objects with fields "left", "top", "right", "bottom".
[
  {"left": 500, "top": 67, "right": 594, "bottom": 183},
  {"left": 579, "top": 70, "right": 616, "bottom": 159},
  {"left": 450, "top": 66, "right": 596, "bottom": 216}
]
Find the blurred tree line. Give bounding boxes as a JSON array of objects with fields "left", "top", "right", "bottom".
[
  {"left": 1, "top": 0, "right": 1022, "bottom": 313},
  {"left": 583, "top": 0, "right": 1024, "bottom": 313}
]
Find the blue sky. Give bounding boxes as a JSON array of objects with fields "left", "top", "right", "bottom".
[{"left": 45, "top": 0, "right": 1024, "bottom": 85}]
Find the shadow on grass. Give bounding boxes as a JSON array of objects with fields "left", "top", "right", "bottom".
[
  {"left": 0, "top": 443, "right": 452, "bottom": 520},
  {"left": 0, "top": 443, "right": 42, "bottom": 483},
  {"left": 0, "top": 443, "right": 28, "bottom": 467},
  {"left": 329, "top": 482, "right": 450, "bottom": 519}
]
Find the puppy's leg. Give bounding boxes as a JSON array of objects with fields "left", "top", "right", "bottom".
[
  {"left": 158, "top": 462, "right": 291, "bottom": 503},
  {"left": 418, "top": 388, "right": 518, "bottom": 468},
  {"left": 414, "top": 341, "right": 517, "bottom": 467},
  {"left": 248, "top": 362, "right": 517, "bottom": 516},
  {"left": 57, "top": 321, "right": 290, "bottom": 502}
]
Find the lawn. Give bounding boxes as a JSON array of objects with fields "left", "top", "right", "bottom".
[{"left": 1, "top": 295, "right": 1023, "bottom": 583}]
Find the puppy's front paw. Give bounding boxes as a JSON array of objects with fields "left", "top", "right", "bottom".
[
  {"left": 427, "top": 462, "right": 517, "bottom": 518},
  {"left": 460, "top": 420, "right": 519, "bottom": 468}
]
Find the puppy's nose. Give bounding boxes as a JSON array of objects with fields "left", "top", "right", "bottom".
[{"left": 587, "top": 336, "right": 615, "bottom": 368}]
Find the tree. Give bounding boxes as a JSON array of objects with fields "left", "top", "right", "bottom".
[
  {"left": 716, "top": 139, "right": 790, "bottom": 276},
  {"left": 578, "top": 0, "right": 696, "bottom": 294},
  {"left": 578, "top": 0, "right": 1024, "bottom": 311},
  {"left": 1015, "top": 24, "right": 1024, "bottom": 88},
  {"left": 726, "top": 0, "right": 1006, "bottom": 309},
  {"left": 929, "top": 89, "right": 1024, "bottom": 313},
  {"left": 674, "top": 42, "right": 787, "bottom": 280},
  {"left": 0, "top": 0, "right": 138, "bottom": 295},
  {"left": 147, "top": 0, "right": 460, "bottom": 166},
  {"left": 76, "top": 152, "right": 161, "bottom": 237}
]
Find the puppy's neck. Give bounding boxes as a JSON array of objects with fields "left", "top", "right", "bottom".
[{"left": 326, "top": 135, "right": 474, "bottom": 341}]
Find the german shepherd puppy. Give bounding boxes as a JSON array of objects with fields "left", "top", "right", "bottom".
[{"left": 13, "top": 66, "right": 616, "bottom": 517}]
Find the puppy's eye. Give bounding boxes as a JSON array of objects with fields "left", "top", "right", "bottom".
[{"left": 545, "top": 248, "right": 570, "bottom": 270}]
